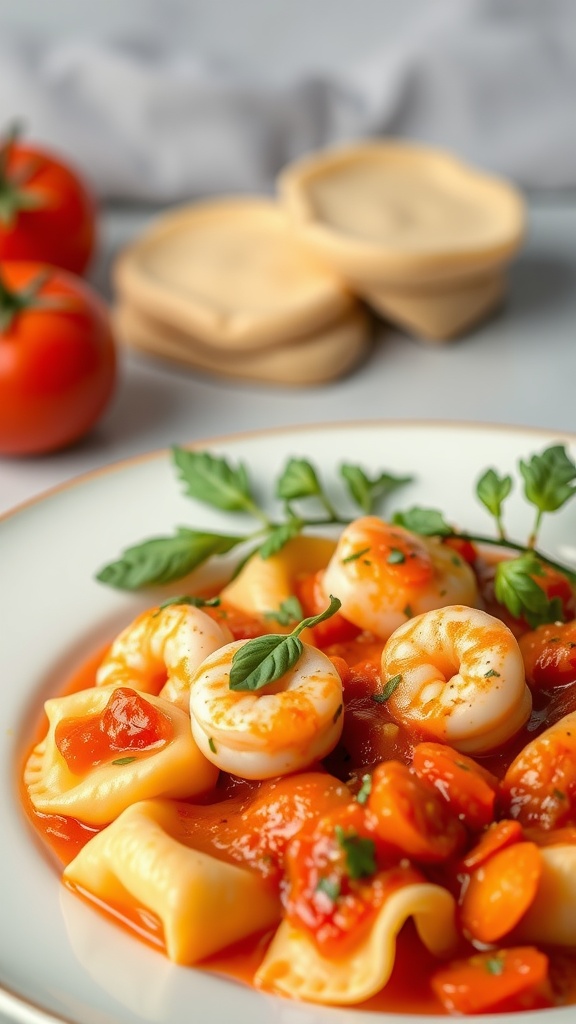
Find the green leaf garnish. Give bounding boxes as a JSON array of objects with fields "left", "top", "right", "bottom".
[
  {"left": 96, "top": 529, "right": 245, "bottom": 590},
  {"left": 111, "top": 756, "right": 137, "bottom": 766},
  {"left": 392, "top": 507, "right": 452, "bottom": 537},
  {"left": 387, "top": 547, "right": 405, "bottom": 564},
  {"left": 335, "top": 826, "right": 377, "bottom": 880},
  {"left": 495, "top": 551, "right": 566, "bottom": 628},
  {"left": 356, "top": 774, "right": 372, "bottom": 805},
  {"left": 172, "top": 447, "right": 261, "bottom": 516},
  {"left": 520, "top": 444, "right": 576, "bottom": 545},
  {"left": 315, "top": 877, "right": 341, "bottom": 902},
  {"left": 476, "top": 468, "right": 512, "bottom": 538},
  {"left": 277, "top": 458, "right": 323, "bottom": 501},
  {"left": 154, "top": 595, "right": 220, "bottom": 616},
  {"left": 342, "top": 546, "right": 371, "bottom": 564},
  {"left": 229, "top": 596, "right": 341, "bottom": 691},
  {"left": 258, "top": 518, "right": 303, "bottom": 559},
  {"left": 264, "top": 596, "right": 304, "bottom": 626},
  {"left": 340, "top": 464, "right": 413, "bottom": 515},
  {"left": 372, "top": 674, "right": 402, "bottom": 703},
  {"left": 484, "top": 956, "right": 505, "bottom": 976}
]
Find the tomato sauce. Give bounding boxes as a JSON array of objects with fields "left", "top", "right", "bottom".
[{"left": 20, "top": 554, "right": 576, "bottom": 1015}]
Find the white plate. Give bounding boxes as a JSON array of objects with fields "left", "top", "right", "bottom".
[{"left": 2, "top": 421, "right": 576, "bottom": 1024}]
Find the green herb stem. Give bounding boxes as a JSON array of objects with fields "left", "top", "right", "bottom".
[{"left": 451, "top": 531, "right": 576, "bottom": 583}]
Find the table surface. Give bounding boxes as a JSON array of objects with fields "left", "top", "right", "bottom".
[
  {"left": 1, "top": 197, "right": 575, "bottom": 1024},
  {"left": 1, "top": 198, "right": 576, "bottom": 519}
]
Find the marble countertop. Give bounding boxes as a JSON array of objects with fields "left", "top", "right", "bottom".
[{"left": 1, "top": 198, "right": 576, "bottom": 519}]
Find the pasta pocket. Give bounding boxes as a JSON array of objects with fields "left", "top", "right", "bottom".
[
  {"left": 255, "top": 881, "right": 457, "bottom": 1004},
  {"left": 220, "top": 535, "right": 336, "bottom": 622},
  {"left": 514, "top": 844, "right": 576, "bottom": 946},
  {"left": 63, "top": 799, "right": 281, "bottom": 963},
  {"left": 24, "top": 684, "right": 218, "bottom": 825}
]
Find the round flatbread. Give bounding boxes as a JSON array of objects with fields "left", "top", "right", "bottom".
[
  {"left": 114, "top": 197, "right": 355, "bottom": 351},
  {"left": 114, "top": 301, "right": 372, "bottom": 386}
]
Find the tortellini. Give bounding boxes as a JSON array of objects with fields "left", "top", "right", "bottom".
[
  {"left": 24, "top": 684, "right": 218, "bottom": 825},
  {"left": 63, "top": 799, "right": 281, "bottom": 963},
  {"left": 255, "top": 880, "right": 458, "bottom": 1004}
]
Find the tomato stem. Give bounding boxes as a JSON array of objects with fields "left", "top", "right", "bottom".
[
  {"left": 0, "top": 268, "right": 51, "bottom": 332},
  {"left": 0, "top": 121, "right": 44, "bottom": 229}
]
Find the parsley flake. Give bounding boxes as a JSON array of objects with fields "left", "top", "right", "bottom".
[
  {"left": 356, "top": 774, "right": 372, "bottom": 805},
  {"left": 335, "top": 826, "right": 377, "bottom": 880},
  {"left": 315, "top": 877, "right": 341, "bottom": 902},
  {"left": 372, "top": 674, "right": 402, "bottom": 703},
  {"left": 484, "top": 956, "right": 505, "bottom": 976},
  {"left": 387, "top": 548, "right": 406, "bottom": 564},
  {"left": 111, "top": 756, "right": 137, "bottom": 766},
  {"left": 208, "top": 738, "right": 217, "bottom": 754},
  {"left": 342, "top": 546, "right": 371, "bottom": 564}
]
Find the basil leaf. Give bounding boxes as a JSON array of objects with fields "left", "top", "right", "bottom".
[
  {"left": 172, "top": 447, "right": 256, "bottom": 513},
  {"left": 258, "top": 518, "right": 303, "bottom": 559},
  {"left": 229, "top": 634, "right": 304, "bottom": 691},
  {"left": 495, "top": 552, "right": 566, "bottom": 628},
  {"left": 340, "top": 464, "right": 413, "bottom": 515},
  {"left": 229, "top": 596, "right": 341, "bottom": 691},
  {"left": 392, "top": 507, "right": 452, "bottom": 537},
  {"left": 96, "top": 528, "right": 244, "bottom": 590},
  {"left": 476, "top": 468, "right": 513, "bottom": 521},
  {"left": 519, "top": 444, "right": 576, "bottom": 514},
  {"left": 276, "top": 458, "right": 323, "bottom": 501}
]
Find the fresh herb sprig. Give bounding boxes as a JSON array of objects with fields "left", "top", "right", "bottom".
[
  {"left": 228, "top": 595, "right": 341, "bottom": 692},
  {"left": 96, "top": 448, "right": 413, "bottom": 590},
  {"left": 394, "top": 444, "right": 576, "bottom": 627}
]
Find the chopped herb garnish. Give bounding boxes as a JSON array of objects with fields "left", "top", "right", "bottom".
[
  {"left": 335, "top": 826, "right": 377, "bottom": 880},
  {"left": 111, "top": 756, "right": 137, "bottom": 766},
  {"left": 372, "top": 674, "right": 402, "bottom": 703},
  {"left": 229, "top": 596, "right": 341, "bottom": 691},
  {"left": 484, "top": 669, "right": 501, "bottom": 678},
  {"left": 356, "top": 774, "right": 372, "bottom": 805},
  {"left": 315, "top": 877, "right": 341, "bottom": 902},
  {"left": 553, "top": 788, "right": 566, "bottom": 801},
  {"left": 342, "top": 546, "right": 371, "bottom": 564},
  {"left": 403, "top": 604, "right": 413, "bottom": 618},
  {"left": 264, "top": 596, "right": 304, "bottom": 626},
  {"left": 208, "top": 738, "right": 217, "bottom": 754},
  {"left": 333, "top": 703, "right": 343, "bottom": 724},
  {"left": 484, "top": 956, "right": 505, "bottom": 976},
  {"left": 387, "top": 548, "right": 406, "bottom": 564}
]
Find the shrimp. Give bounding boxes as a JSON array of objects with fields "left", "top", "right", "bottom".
[
  {"left": 381, "top": 605, "right": 532, "bottom": 754},
  {"left": 96, "top": 604, "right": 233, "bottom": 713},
  {"left": 189, "top": 640, "right": 344, "bottom": 779},
  {"left": 321, "top": 517, "right": 479, "bottom": 641}
]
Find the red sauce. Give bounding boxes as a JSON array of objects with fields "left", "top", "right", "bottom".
[{"left": 20, "top": 558, "right": 576, "bottom": 1015}]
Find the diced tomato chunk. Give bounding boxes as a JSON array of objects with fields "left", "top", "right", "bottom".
[
  {"left": 55, "top": 687, "right": 173, "bottom": 774},
  {"left": 520, "top": 619, "right": 576, "bottom": 690},
  {"left": 459, "top": 842, "right": 542, "bottom": 943},
  {"left": 367, "top": 761, "right": 466, "bottom": 862},
  {"left": 412, "top": 742, "right": 500, "bottom": 832}
]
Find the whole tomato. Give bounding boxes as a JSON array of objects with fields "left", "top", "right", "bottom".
[
  {"left": 0, "top": 125, "right": 96, "bottom": 274},
  {"left": 0, "top": 262, "right": 116, "bottom": 455}
]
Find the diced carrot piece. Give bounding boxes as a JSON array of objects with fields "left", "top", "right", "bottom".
[
  {"left": 460, "top": 819, "right": 523, "bottom": 871},
  {"left": 367, "top": 761, "right": 466, "bottom": 863},
  {"left": 412, "top": 742, "right": 499, "bottom": 832},
  {"left": 460, "top": 841, "right": 542, "bottom": 943},
  {"left": 431, "top": 947, "right": 551, "bottom": 1015}
]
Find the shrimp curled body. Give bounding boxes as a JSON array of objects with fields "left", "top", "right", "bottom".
[
  {"left": 382, "top": 605, "right": 532, "bottom": 754},
  {"left": 322, "top": 517, "right": 479, "bottom": 641},
  {"left": 189, "top": 640, "right": 344, "bottom": 779},
  {"left": 96, "top": 605, "right": 233, "bottom": 713}
]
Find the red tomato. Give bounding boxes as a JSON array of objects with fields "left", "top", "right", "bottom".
[
  {"left": 0, "top": 262, "right": 116, "bottom": 454},
  {"left": 0, "top": 126, "right": 96, "bottom": 274},
  {"left": 520, "top": 619, "right": 576, "bottom": 689},
  {"left": 412, "top": 742, "right": 500, "bottom": 832}
]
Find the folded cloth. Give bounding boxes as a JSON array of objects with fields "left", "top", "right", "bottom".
[{"left": 1, "top": 0, "right": 575, "bottom": 200}]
